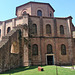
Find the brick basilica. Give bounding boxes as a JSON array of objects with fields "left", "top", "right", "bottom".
[{"left": 0, "top": 1, "right": 75, "bottom": 72}]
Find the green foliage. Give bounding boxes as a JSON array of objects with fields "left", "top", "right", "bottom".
[
  {"left": 28, "top": 18, "right": 33, "bottom": 38},
  {"left": 24, "top": 38, "right": 29, "bottom": 45},
  {"left": 28, "top": 43, "right": 31, "bottom": 49},
  {"left": 18, "top": 29, "right": 22, "bottom": 41},
  {"left": 23, "top": 24, "right": 28, "bottom": 30},
  {"left": 24, "top": 38, "right": 31, "bottom": 49},
  {"left": 1, "top": 66, "right": 75, "bottom": 75}
]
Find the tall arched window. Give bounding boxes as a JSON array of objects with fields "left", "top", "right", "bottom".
[
  {"left": 47, "top": 44, "right": 53, "bottom": 54},
  {"left": 37, "top": 10, "right": 42, "bottom": 16},
  {"left": 50, "top": 11, "right": 53, "bottom": 17},
  {"left": 60, "top": 25, "right": 64, "bottom": 34},
  {"left": 7, "top": 27, "right": 11, "bottom": 33},
  {"left": 0, "top": 29, "right": 1, "bottom": 37},
  {"left": 61, "top": 44, "right": 66, "bottom": 55},
  {"left": 32, "top": 44, "right": 38, "bottom": 55},
  {"left": 46, "top": 24, "right": 51, "bottom": 34},
  {"left": 32, "top": 24, "right": 37, "bottom": 35}
]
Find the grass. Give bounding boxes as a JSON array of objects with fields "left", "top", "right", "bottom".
[{"left": 0, "top": 66, "right": 75, "bottom": 75}]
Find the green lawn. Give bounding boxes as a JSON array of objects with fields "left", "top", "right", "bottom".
[{"left": 0, "top": 66, "right": 75, "bottom": 75}]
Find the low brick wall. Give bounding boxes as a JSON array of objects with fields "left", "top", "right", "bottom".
[{"left": 0, "top": 25, "right": 25, "bottom": 73}]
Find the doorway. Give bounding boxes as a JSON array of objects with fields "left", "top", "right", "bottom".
[{"left": 47, "top": 55, "right": 54, "bottom": 65}]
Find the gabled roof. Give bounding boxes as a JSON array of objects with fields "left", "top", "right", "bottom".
[{"left": 16, "top": 1, "right": 55, "bottom": 15}]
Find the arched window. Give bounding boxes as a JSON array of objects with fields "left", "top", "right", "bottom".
[
  {"left": 37, "top": 10, "right": 42, "bottom": 16},
  {"left": 0, "top": 29, "right": 1, "bottom": 37},
  {"left": 60, "top": 25, "right": 64, "bottom": 34},
  {"left": 50, "top": 11, "right": 53, "bottom": 17},
  {"left": 7, "top": 27, "right": 11, "bottom": 33},
  {"left": 47, "top": 44, "right": 53, "bottom": 54},
  {"left": 46, "top": 24, "right": 51, "bottom": 34},
  {"left": 22, "top": 11, "right": 27, "bottom": 15},
  {"left": 61, "top": 44, "right": 66, "bottom": 55},
  {"left": 11, "top": 41, "right": 19, "bottom": 54},
  {"left": 32, "top": 24, "right": 37, "bottom": 35},
  {"left": 32, "top": 44, "right": 38, "bottom": 55}
]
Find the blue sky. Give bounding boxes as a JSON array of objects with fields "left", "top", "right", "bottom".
[{"left": 0, "top": 0, "right": 75, "bottom": 25}]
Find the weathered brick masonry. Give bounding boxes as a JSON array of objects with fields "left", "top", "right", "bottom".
[{"left": 0, "top": 1, "right": 75, "bottom": 73}]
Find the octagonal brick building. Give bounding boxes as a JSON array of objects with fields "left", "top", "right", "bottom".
[{"left": 0, "top": 2, "right": 75, "bottom": 72}]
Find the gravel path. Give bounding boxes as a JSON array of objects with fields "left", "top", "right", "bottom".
[{"left": 61, "top": 66, "right": 75, "bottom": 69}]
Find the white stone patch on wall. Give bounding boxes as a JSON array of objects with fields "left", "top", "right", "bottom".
[
  {"left": 67, "top": 19, "right": 71, "bottom": 37},
  {"left": 16, "top": 18, "right": 23, "bottom": 26},
  {"left": 73, "top": 31, "right": 75, "bottom": 38}
]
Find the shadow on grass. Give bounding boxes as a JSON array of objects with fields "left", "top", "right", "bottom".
[{"left": 1, "top": 66, "right": 38, "bottom": 74}]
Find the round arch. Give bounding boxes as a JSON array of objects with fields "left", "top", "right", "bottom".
[{"left": 7, "top": 27, "right": 11, "bottom": 33}]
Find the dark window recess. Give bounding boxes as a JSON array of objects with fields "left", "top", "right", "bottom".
[
  {"left": 37, "top": 10, "right": 42, "bottom": 16},
  {"left": 31, "top": 24, "right": 37, "bottom": 35},
  {"left": 50, "top": 12, "right": 53, "bottom": 17},
  {"left": 7, "top": 27, "right": 11, "bottom": 33},
  {"left": 22, "top": 11, "right": 27, "bottom": 15},
  {"left": 47, "top": 44, "right": 53, "bottom": 54},
  {"left": 32, "top": 44, "right": 38, "bottom": 55},
  {"left": 46, "top": 24, "right": 51, "bottom": 34},
  {"left": 60, "top": 25, "right": 64, "bottom": 34},
  {"left": 61, "top": 44, "right": 66, "bottom": 55}
]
